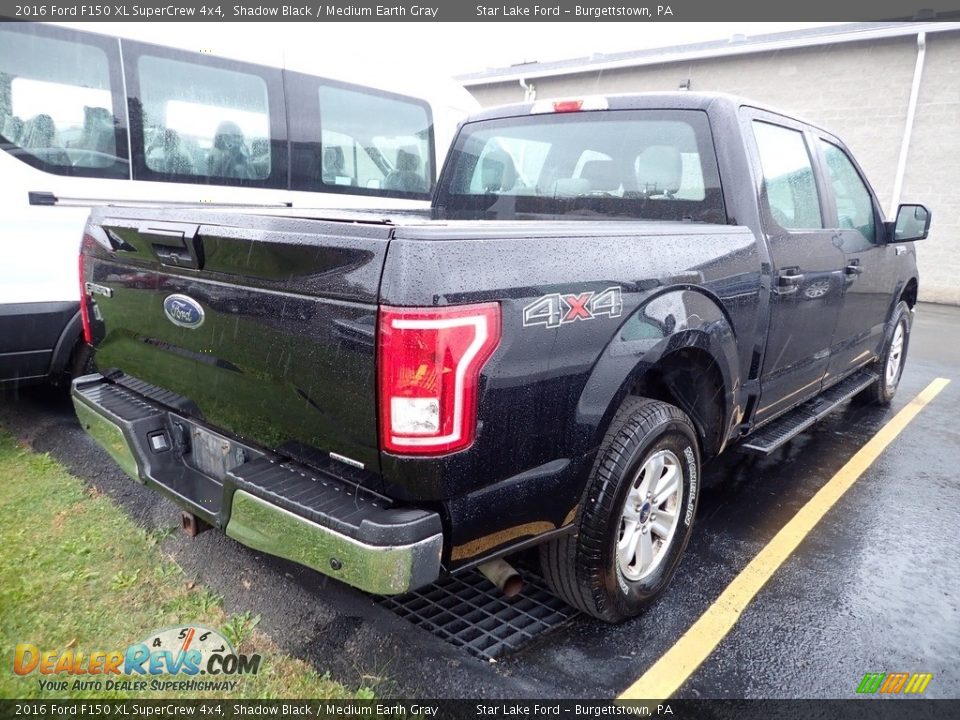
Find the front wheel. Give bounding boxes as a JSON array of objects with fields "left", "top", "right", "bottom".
[
  {"left": 540, "top": 397, "right": 700, "bottom": 623},
  {"left": 857, "top": 301, "right": 911, "bottom": 406}
]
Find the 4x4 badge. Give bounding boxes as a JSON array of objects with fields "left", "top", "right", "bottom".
[
  {"left": 163, "top": 294, "right": 205, "bottom": 329},
  {"left": 522, "top": 287, "right": 623, "bottom": 329}
]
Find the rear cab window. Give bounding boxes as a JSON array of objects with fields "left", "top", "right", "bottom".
[
  {"left": 0, "top": 23, "right": 128, "bottom": 178},
  {"left": 435, "top": 108, "right": 725, "bottom": 222}
]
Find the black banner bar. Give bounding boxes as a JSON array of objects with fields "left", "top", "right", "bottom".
[
  {"left": 1, "top": 700, "right": 959, "bottom": 720},
  {"left": 1, "top": 0, "right": 960, "bottom": 22}
]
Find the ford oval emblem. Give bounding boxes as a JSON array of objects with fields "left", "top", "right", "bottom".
[{"left": 163, "top": 294, "right": 205, "bottom": 329}]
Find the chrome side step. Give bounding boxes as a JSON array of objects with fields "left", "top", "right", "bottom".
[{"left": 739, "top": 370, "right": 879, "bottom": 455}]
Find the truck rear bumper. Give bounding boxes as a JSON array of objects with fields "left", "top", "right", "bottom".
[{"left": 71, "top": 374, "right": 443, "bottom": 595}]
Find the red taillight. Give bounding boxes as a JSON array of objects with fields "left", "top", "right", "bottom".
[
  {"left": 78, "top": 253, "right": 92, "bottom": 344},
  {"left": 378, "top": 303, "right": 501, "bottom": 456}
]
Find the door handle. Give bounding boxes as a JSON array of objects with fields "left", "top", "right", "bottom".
[
  {"left": 845, "top": 261, "right": 863, "bottom": 276},
  {"left": 141, "top": 224, "right": 203, "bottom": 270},
  {"left": 777, "top": 271, "right": 805, "bottom": 287}
]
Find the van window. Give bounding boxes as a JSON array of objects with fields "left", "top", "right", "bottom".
[
  {"left": 438, "top": 109, "right": 724, "bottom": 222},
  {"left": 0, "top": 25, "right": 127, "bottom": 177},
  {"left": 134, "top": 54, "right": 273, "bottom": 183},
  {"left": 317, "top": 84, "right": 432, "bottom": 194},
  {"left": 289, "top": 77, "right": 434, "bottom": 198}
]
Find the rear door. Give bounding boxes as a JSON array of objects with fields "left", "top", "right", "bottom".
[
  {"left": 743, "top": 110, "right": 846, "bottom": 423},
  {"left": 814, "top": 136, "right": 894, "bottom": 379}
]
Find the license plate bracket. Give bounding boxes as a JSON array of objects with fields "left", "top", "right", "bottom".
[{"left": 186, "top": 423, "right": 246, "bottom": 483}]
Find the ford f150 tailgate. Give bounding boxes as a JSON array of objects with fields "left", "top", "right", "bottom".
[{"left": 81, "top": 206, "right": 392, "bottom": 481}]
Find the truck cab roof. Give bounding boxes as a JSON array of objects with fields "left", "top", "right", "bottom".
[{"left": 467, "top": 91, "right": 828, "bottom": 135}]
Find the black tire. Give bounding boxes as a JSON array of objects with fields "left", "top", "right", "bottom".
[
  {"left": 540, "top": 397, "right": 701, "bottom": 623},
  {"left": 856, "top": 301, "right": 911, "bottom": 406}
]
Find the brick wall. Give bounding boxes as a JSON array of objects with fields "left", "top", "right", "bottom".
[
  {"left": 466, "top": 32, "right": 960, "bottom": 304},
  {"left": 902, "top": 36, "right": 960, "bottom": 305}
]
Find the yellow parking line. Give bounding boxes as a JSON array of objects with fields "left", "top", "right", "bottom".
[{"left": 618, "top": 377, "right": 951, "bottom": 700}]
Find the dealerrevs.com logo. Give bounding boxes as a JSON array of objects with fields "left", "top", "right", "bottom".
[
  {"left": 14, "top": 626, "right": 261, "bottom": 693},
  {"left": 856, "top": 672, "right": 934, "bottom": 695}
]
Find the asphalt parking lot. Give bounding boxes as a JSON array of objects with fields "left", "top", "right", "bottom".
[{"left": 1, "top": 302, "right": 957, "bottom": 700}]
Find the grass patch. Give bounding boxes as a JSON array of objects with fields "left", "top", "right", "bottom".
[
  {"left": 0, "top": 430, "right": 372, "bottom": 700},
  {"left": 222, "top": 612, "right": 261, "bottom": 651}
]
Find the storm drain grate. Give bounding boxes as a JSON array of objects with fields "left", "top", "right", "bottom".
[{"left": 377, "top": 570, "right": 579, "bottom": 660}]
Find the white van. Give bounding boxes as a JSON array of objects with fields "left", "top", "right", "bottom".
[{"left": 0, "top": 22, "right": 478, "bottom": 386}]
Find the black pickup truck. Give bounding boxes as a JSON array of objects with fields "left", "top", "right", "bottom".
[{"left": 73, "top": 93, "right": 930, "bottom": 622}]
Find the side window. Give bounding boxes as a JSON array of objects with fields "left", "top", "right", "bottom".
[
  {"left": 135, "top": 54, "right": 273, "bottom": 183},
  {"left": 752, "top": 121, "right": 823, "bottom": 230},
  {"left": 315, "top": 84, "right": 433, "bottom": 195},
  {"left": 819, "top": 140, "right": 877, "bottom": 243},
  {"left": 0, "top": 25, "right": 127, "bottom": 178}
]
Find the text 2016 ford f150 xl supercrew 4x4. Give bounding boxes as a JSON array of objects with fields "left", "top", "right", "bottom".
[{"left": 73, "top": 93, "right": 930, "bottom": 622}]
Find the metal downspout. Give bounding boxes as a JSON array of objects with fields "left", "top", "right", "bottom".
[
  {"left": 889, "top": 31, "right": 927, "bottom": 218},
  {"left": 519, "top": 77, "right": 536, "bottom": 102}
]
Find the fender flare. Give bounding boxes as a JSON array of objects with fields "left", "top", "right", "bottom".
[
  {"left": 48, "top": 309, "right": 83, "bottom": 377},
  {"left": 573, "top": 287, "right": 742, "bottom": 458},
  {"left": 890, "top": 276, "right": 919, "bottom": 318}
]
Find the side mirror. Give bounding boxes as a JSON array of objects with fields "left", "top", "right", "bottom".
[{"left": 888, "top": 203, "right": 931, "bottom": 242}]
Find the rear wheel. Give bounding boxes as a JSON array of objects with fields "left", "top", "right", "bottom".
[
  {"left": 857, "top": 301, "right": 911, "bottom": 406},
  {"left": 540, "top": 397, "right": 700, "bottom": 623}
]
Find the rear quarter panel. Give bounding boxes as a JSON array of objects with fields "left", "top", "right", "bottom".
[{"left": 380, "top": 221, "right": 762, "bottom": 562}]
